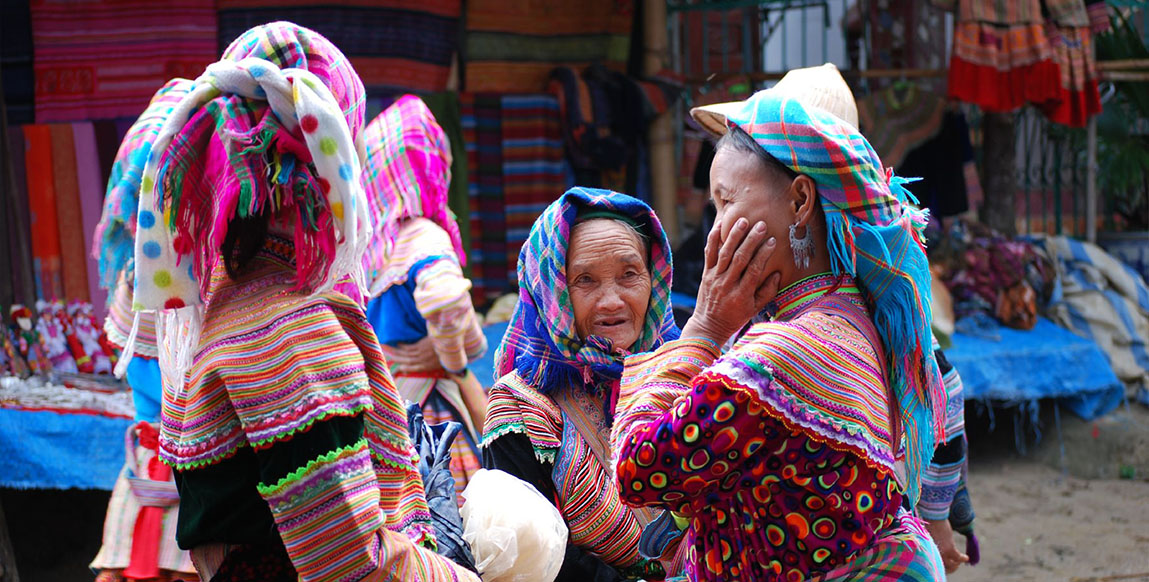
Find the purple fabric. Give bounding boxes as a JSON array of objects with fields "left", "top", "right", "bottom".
[{"left": 73, "top": 123, "right": 108, "bottom": 318}]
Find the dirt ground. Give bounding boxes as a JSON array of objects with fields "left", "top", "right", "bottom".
[{"left": 950, "top": 403, "right": 1149, "bottom": 582}]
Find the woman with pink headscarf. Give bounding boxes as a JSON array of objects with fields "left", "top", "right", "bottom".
[
  {"left": 124, "top": 22, "right": 477, "bottom": 582},
  {"left": 361, "top": 95, "right": 488, "bottom": 505}
]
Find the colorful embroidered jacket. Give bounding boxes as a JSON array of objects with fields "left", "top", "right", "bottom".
[
  {"left": 369, "top": 218, "right": 487, "bottom": 377},
  {"left": 613, "top": 275, "right": 941, "bottom": 581},
  {"left": 161, "top": 237, "right": 476, "bottom": 582},
  {"left": 482, "top": 373, "right": 667, "bottom": 582},
  {"left": 917, "top": 339, "right": 968, "bottom": 521}
]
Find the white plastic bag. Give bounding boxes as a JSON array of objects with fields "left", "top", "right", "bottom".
[{"left": 460, "top": 468, "right": 568, "bottom": 582}]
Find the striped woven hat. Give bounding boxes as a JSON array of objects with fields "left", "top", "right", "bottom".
[{"left": 689, "top": 67, "right": 945, "bottom": 506}]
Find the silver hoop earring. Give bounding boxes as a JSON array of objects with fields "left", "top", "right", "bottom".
[{"left": 790, "top": 223, "right": 813, "bottom": 269}]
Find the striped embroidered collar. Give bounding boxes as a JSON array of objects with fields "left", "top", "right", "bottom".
[{"left": 769, "top": 273, "right": 860, "bottom": 321}]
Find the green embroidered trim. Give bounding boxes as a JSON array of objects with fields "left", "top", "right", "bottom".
[
  {"left": 477, "top": 420, "right": 528, "bottom": 448},
  {"left": 248, "top": 401, "right": 373, "bottom": 451},
  {"left": 257, "top": 438, "right": 369, "bottom": 496}
]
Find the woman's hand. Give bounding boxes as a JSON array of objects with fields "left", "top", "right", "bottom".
[
  {"left": 380, "top": 336, "right": 439, "bottom": 373},
  {"left": 925, "top": 518, "right": 970, "bottom": 573},
  {"left": 682, "top": 217, "right": 781, "bottom": 346}
]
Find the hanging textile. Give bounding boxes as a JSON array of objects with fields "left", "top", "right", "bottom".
[
  {"left": 23, "top": 125, "right": 63, "bottom": 301},
  {"left": 947, "top": 0, "right": 1061, "bottom": 113},
  {"left": 464, "top": 0, "right": 634, "bottom": 93},
  {"left": 30, "top": 0, "right": 216, "bottom": 122},
  {"left": 73, "top": 123, "right": 109, "bottom": 316},
  {"left": 500, "top": 95, "right": 566, "bottom": 284},
  {"left": 857, "top": 87, "right": 948, "bottom": 170},
  {"left": 858, "top": 88, "right": 979, "bottom": 220},
  {"left": 49, "top": 124, "right": 90, "bottom": 303},
  {"left": 1038, "top": 0, "right": 1109, "bottom": 127},
  {"left": 217, "top": 1, "right": 462, "bottom": 93},
  {"left": 461, "top": 93, "right": 506, "bottom": 304}
]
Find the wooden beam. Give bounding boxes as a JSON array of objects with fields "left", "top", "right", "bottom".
[
  {"left": 686, "top": 61, "right": 1149, "bottom": 86},
  {"left": 1096, "top": 58, "right": 1149, "bottom": 71},
  {"left": 646, "top": 0, "right": 680, "bottom": 245},
  {"left": 687, "top": 67, "right": 948, "bottom": 85}
]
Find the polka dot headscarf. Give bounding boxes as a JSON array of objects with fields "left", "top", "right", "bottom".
[{"left": 131, "top": 21, "right": 368, "bottom": 315}]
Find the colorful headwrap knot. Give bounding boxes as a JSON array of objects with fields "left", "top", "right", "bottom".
[
  {"left": 722, "top": 90, "right": 945, "bottom": 506},
  {"left": 495, "top": 188, "right": 680, "bottom": 400},
  {"left": 91, "top": 78, "right": 195, "bottom": 291},
  {"left": 362, "top": 94, "right": 463, "bottom": 296},
  {"left": 128, "top": 22, "right": 368, "bottom": 385}
]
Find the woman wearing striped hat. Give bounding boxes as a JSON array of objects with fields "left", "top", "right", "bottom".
[{"left": 612, "top": 64, "right": 947, "bottom": 581}]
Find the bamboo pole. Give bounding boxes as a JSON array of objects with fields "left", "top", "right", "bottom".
[
  {"left": 1096, "top": 58, "right": 1149, "bottom": 70},
  {"left": 1087, "top": 93, "right": 1099, "bottom": 243},
  {"left": 645, "top": 0, "right": 679, "bottom": 245},
  {"left": 685, "top": 61, "right": 1149, "bottom": 86},
  {"left": 1099, "top": 71, "right": 1149, "bottom": 82}
]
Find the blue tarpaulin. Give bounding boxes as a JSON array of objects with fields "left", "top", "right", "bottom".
[
  {"left": 946, "top": 317, "right": 1125, "bottom": 420},
  {"left": 474, "top": 321, "right": 509, "bottom": 387},
  {"left": 0, "top": 408, "right": 133, "bottom": 490}
]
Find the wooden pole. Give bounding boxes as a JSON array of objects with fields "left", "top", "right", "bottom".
[
  {"left": 645, "top": 0, "right": 680, "bottom": 245},
  {"left": 1087, "top": 92, "right": 1099, "bottom": 243},
  {"left": 684, "top": 62, "right": 1149, "bottom": 86},
  {"left": 981, "top": 112, "right": 1018, "bottom": 236}
]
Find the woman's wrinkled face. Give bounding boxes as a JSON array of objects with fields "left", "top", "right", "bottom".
[
  {"left": 567, "top": 219, "right": 652, "bottom": 352},
  {"left": 710, "top": 145, "right": 795, "bottom": 283}
]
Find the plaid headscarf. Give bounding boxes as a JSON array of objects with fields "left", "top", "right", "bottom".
[
  {"left": 91, "top": 78, "right": 195, "bottom": 291},
  {"left": 132, "top": 22, "right": 368, "bottom": 315},
  {"left": 362, "top": 94, "right": 463, "bottom": 296},
  {"left": 495, "top": 188, "right": 679, "bottom": 397},
  {"left": 725, "top": 90, "right": 945, "bottom": 506}
]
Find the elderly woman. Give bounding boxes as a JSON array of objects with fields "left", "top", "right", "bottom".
[
  {"left": 482, "top": 187, "right": 683, "bottom": 582},
  {"left": 611, "top": 66, "right": 947, "bottom": 581},
  {"left": 124, "top": 22, "right": 477, "bottom": 582},
  {"left": 360, "top": 95, "right": 487, "bottom": 505}
]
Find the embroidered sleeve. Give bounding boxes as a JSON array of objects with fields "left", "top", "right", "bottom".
[
  {"left": 918, "top": 349, "right": 968, "bottom": 521},
  {"left": 212, "top": 304, "right": 383, "bottom": 581},
  {"left": 481, "top": 380, "right": 563, "bottom": 465},
  {"left": 378, "top": 528, "right": 480, "bottom": 581},
  {"left": 615, "top": 338, "right": 776, "bottom": 511},
  {"left": 332, "top": 298, "right": 435, "bottom": 545},
  {"left": 412, "top": 257, "right": 487, "bottom": 373},
  {"left": 255, "top": 434, "right": 386, "bottom": 581}
]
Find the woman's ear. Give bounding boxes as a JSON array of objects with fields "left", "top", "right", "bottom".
[{"left": 791, "top": 175, "right": 819, "bottom": 228}]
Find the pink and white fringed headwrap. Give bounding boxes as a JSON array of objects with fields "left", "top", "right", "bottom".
[
  {"left": 128, "top": 22, "right": 369, "bottom": 384},
  {"left": 361, "top": 94, "right": 463, "bottom": 296}
]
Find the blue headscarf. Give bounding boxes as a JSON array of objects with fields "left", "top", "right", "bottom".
[{"left": 495, "top": 188, "right": 680, "bottom": 397}]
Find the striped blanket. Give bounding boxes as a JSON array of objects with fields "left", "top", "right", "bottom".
[
  {"left": 218, "top": 1, "right": 462, "bottom": 93},
  {"left": 17, "top": 124, "right": 114, "bottom": 309},
  {"left": 461, "top": 93, "right": 506, "bottom": 303},
  {"left": 464, "top": 0, "right": 633, "bottom": 93},
  {"left": 1032, "top": 235, "right": 1149, "bottom": 402},
  {"left": 30, "top": 0, "right": 217, "bottom": 122},
  {"left": 462, "top": 93, "right": 568, "bottom": 304}
]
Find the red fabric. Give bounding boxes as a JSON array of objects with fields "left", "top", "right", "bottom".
[
  {"left": 947, "top": 57, "right": 1062, "bottom": 113},
  {"left": 123, "top": 423, "right": 170, "bottom": 581},
  {"left": 1040, "top": 83, "right": 1101, "bottom": 127}
]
